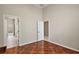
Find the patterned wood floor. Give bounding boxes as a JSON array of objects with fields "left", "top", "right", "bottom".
[{"left": 5, "top": 40, "right": 79, "bottom": 54}]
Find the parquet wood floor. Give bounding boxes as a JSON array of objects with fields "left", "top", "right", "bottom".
[{"left": 4, "top": 40, "right": 79, "bottom": 54}]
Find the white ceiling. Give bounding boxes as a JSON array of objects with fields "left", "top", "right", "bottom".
[{"left": 33, "top": 4, "right": 49, "bottom": 8}]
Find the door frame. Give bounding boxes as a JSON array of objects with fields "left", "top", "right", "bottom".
[
  {"left": 44, "top": 20, "right": 49, "bottom": 41},
  {"left": 3, "top": 15, "right": 20, "bottom": 48},
  {"left": 44, "top": 20, "right": 50, "bottom": 41},
  {"left": 37, "top": 20, "right": 44, "bottom": 41},
  {"left": 37, "top": 20, "right": 50, "bottom": 41}
]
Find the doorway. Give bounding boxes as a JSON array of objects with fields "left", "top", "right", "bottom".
[
  {"left": 44, "top": 21, "right": 48, "bottom": 41},
  {"left": 4, "top": 15, "right": 19, "bottom": 49},
  {"left": 37, "top": 20, "right": 49, "bottom": 41}
]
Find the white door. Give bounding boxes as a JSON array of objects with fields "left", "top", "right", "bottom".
[
  {"left": 37, "top": 20, "right": 44, "bottom": 41},
  {"left": 4, "top": 15, "right": 19, "bottom": 48}
]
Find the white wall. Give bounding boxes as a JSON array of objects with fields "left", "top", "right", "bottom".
[
  {"left": 0, "top": 5, "right": 4, "bottom": 47},
  {"left": 43, "top": 5, "right": 79, "bottom": 51},
  {"left": 1, "top": 4, "right": 43, "bottom": 46}
]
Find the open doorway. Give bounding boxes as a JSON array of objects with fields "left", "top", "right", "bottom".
[
  {"left": 44, "top": 21, "right": 48, "bottom": 41},
  {"left": 37, "top": 20, "right": 49, "bottom": 41},
  {"left": 4, "top": 15, "right": 19, "bottom": 49}
]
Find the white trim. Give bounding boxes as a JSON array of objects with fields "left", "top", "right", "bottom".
[
  {"left": 19, "top": 40, "right": 37, "bottom": 46},
  {"left": 37, "top": 20, "right": 44, "bottom": 41},
  {"left": 7, "top": 40, "right": 38, "bottom": 49},
  {"left": 6, "top": 40, "right": 79, "bottom": 52},
  {"left": 7, "top": 45, "right": 17, "bottom": 49},
  {"left": 49, "top": 40, "right": 79, "bottom": 52},
  {"left": 19, "top": 42, "right": 28, "bottom": 46},
  {"left": 3, "top": 14, "right": 20, "bottom": 19},
  {"left": 43, "top": 20, "right": 50, "bottom": 41},
  {"left": 3, "top": 14, "right": 20, "bottom": 49}
]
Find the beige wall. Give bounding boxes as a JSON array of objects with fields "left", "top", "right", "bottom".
[
  {"left": 43, "top": 5, "right": 79, "bottom": 51},
  {"left": 0, "top": 5, "right": 4, "bottom": 47},
  {"left": 0, "top": 5, "right": 43, "bottom": 47}
]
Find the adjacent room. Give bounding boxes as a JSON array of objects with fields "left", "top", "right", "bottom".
[{"left": 0, "top": 4, "right": 79, "bottom": 54}]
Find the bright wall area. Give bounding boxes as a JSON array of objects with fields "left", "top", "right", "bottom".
[
  {"left": 0, "top": 5, "right": 4, "bottom": 47},
  {"left": 0, "top": 5, "right": 43, "bottom": 47},
  {"left": 43, "top": 5, "right": 79, "bottom": 51}
]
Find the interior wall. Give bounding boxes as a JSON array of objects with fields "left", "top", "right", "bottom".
[
  {"left": 1, "top": 4, "right": 43, "bottom": 46},
  {"left": 43, "top": 5, "right": 79, "bottom": 51},
  {"left": 0, "top": 5, "right": 4, "bottom": 47}
]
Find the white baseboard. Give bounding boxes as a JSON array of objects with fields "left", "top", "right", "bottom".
[
  {"left": 7, "top": 45, "right": 16, "bottom": 49},
  {"left": 19, "top": 42, "right": 28, "bottom": 46},
  {"left": 6, "top": 41, "right": 38, "bottom": 49},
  {"left": 19, "top": 41, "right": 37, "bottom": 46},
  {"left": 49, "top": 40, "right": 79, "bottom": 52},
  {"left": 6, "top": 40, "right": 79, "bottom": 52}
]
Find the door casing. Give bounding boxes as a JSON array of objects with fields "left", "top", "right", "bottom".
[{"left": 3, "top": 15, "right": 20, "bottom": 48}]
